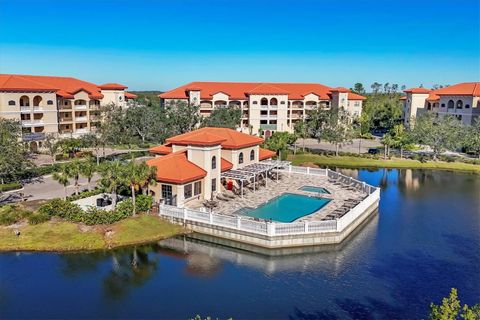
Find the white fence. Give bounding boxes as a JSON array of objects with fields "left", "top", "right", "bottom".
[{"left": 159, "top": 166, "right": 380, "bottom": 238}]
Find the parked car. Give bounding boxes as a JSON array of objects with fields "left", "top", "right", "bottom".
[{"left": 368, "top": 148, "right": 380, "bottom": 155}]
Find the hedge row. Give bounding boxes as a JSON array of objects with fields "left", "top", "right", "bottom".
[
  {"left": 38, "top": 195, "right": 153, "bottom": 226},
  {"left": 0, "top": 182, "right": 22, "bottom": 192}
]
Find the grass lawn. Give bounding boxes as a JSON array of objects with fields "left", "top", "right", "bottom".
[
  {"left": 0, "top": 215, "right": 184, "bottom": 252},
  {"left": 288, "top": 153, "right": 480, "bottom": 174}
]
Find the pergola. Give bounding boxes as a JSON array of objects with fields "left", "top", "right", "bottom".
[{"left": 220, "top": 160, "right": 291, "bottom": 197}]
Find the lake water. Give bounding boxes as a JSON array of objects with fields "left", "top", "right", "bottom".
[{"left": 1, "top": 169, "right": 479, "bottom": 319}]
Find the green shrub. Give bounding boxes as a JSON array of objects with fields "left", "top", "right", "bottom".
[
  {"left": 38, "top": 198, "right": 83, "bottom": 221},
  {"left": 413, "top": 154, "right": 429, "bottom": 163},
  {"left": 0, "top": 205, "right": 32, "bottom": 225},
  {"left": 0, "top": 182, "right": 22, "bottom": 192},
  {"left": 66, "top": 188, "right": 104, "bottom": 201},
  {"left": 438, "top": 155, "right": 456, "bottom": 163},
  {"left": 116, "top": 199, "right": 135, "bottom": 218},
  {"left": 136, "top": 195, "right": 153, "bottom": 212},
  {"left": 27, "top": 212, "right": 51, "bottom": 225}
]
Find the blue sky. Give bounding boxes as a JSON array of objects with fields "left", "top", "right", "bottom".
[{"left": 0, "top": 0, "right": 478, "bottom": 91}]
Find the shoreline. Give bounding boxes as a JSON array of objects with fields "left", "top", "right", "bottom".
[
  {"left": 288, "top": 154, "right": 480, "bottom": 174},
  {"left": 0, "top": 215, "right": 185, "bottom": 253}
]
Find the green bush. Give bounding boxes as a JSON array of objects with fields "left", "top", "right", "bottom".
[
  {"left": 27, "top": 212, "right": 51, "bottom": 225},
  {"left": 116, "top": 199, "right": 135, "bottom": 218},
  {"left": 66, "top": 188, "right": 104, "bottom": 201},
  {"left": 438, "top": 155, "right": 456, "bottom": 163},
  {"left": 0, "top": 205, "right": 32, "bottom": 225},
  {"left": 413, "top": 154, "right": 429, "bottom": 163},
  {"left": 0, "top": 182, "right": 22, "bottom": 192},
  {"left": 136, "top": 195, "right": 153, "bottom": 212},
  {"left": 38, "top": 198, "right": 83, "bottom": 221}
]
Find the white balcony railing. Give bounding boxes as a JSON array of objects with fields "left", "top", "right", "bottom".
[
  {"left": 33, "top": 107, "right": 44, "bottom": 112},
  {"left": 21, "top": 120, "right": 44, "bottom": 127},
  {"left": 74, "top": 105, "right": 87, "bottom": 110},
  {"left": 75, "top": 128, "right": 89, "bottom": 134},
  {"left": 20, "top": 107, "right": 30, "bottom": 113},
  {"left": 75, "top": 116, "right": 88, "bottom": 122}
]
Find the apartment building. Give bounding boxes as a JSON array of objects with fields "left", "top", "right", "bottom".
[
  {"left": 402, "top": 82, "right": 480, "bottom": 127},
  {"left": 159, "top": 82, "right": 365, "bottom": 136},
  {"left": 0, "top": 74, "right": 137, "bottom": 150}
]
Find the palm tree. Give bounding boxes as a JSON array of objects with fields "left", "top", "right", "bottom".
[
  {"left": 123, "top": 161, "right": 156, "bottom": 216},
  {"left": 66, "top": 159, "right": 83, "bottom": 195},
  {"left": 99, "top": 161, "right": 124, "bottom": 207},
  {"left": 52, "top": 164, "right": 70, "bottom": 200},
  {"left": 80, "top": 158, "right": 96, "bottom": 191}
]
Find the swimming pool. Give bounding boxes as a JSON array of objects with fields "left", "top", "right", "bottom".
[
  {"left": 299, "top": 185, "right": 330, "bottom": 194},
  {"left": 240, "top": 193, "right": 331, "bottom": 222}
]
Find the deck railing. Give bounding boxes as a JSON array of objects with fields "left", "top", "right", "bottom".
[{"left": 159, "top": 165, "right": 380, "bottom": 237}]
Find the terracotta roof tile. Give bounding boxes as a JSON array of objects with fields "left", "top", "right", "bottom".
[
  {"left": 146, "top": 151, "right": 207, "bottom": 184},
  {"left": 348, "top": 92, "right": 366, "bottom": 100},
  {"left": 98, "top": 83, "right": 127, "bottom": 90},
  {"left": 259, "top": 148, "right": 276, "bottom": 160},
  {"left": 433, "top": 82, "right": 480, "bottom": 96},
  {"left": 149, "top": 144, "right": 173, "bottom": 155},
  {"left": 159, "top": 82, "right": 358, "bottom": 101},
  {"left": 404, "top": 87, "right": 431, "bottom": 94},
  {"left": 0, "top": 74, "right": 129, "bottom": 100},
  {"left": 125, "top": 92, "right": 138, "bottom": 99},
  {"left": 221, "top": 158, "right": 233, "bottom": 172},
  {"left": 166, "top": 127, "right": 263, "bottom": 149}
]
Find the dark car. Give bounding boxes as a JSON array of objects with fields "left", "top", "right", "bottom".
[{"left": 368, "top": 148, "right": 380, "bottom": 155}]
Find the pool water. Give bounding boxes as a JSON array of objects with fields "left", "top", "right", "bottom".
[
  {"left": 299, "top": 185, "right": 330, "bottom": 194},
  {"left": 241, "top": 193, "right": 330, "bottom": 222}
]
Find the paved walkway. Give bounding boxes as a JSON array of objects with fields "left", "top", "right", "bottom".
[
  {"left": 295, "top": 138, "right": 382, "bottom": 154},
  {"left": 6, "top": 174, "right": 100, "bottom": 202}
]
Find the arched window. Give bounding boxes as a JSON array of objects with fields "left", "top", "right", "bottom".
[
  {"left": 33, "top": 95, "right": 42, "bottom": 106},
  {"left": 456, "top": 100, "right": 463, "bottom": 109},
  {"left": 465, "top": 104, "right": 470, "bottom": 109},
  {"left": 270, "top": 98, "right": 278, "bottom": 106},
  {"left": 211, "top": 156, "right": 216, "bottom": 170},
  {"left": 74, "top": 99, "right": 86, "bottom": 105},
  {"left": 238, "top": 152, "right": 244, "bottom": 164},
  {"left": 260, "top": 98, "right": 268, "bottom": 106},
  {"left": 47, "top": 100, "right": 54, "bottom": 105},
  {"left": 250, "top": 150, "right": 255, "bottom": 161},
  {"left": 447, "top": 100, "right": 454, "bottom": 109},
  {"left": 19, "top": 95, "right": 29, "bottom": 107},
  {"left": 8, "top": 100, "right": 15, "bottom": 106}
]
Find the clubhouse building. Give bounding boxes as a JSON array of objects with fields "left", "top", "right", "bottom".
[
  {"left": 159, "top": 82, "right": 366, "bottom": 136},
  {"left": 146, "top": 127, "right": 276, "bottom": 206},
  {"left": 0, "top": 74, "right": 137, "bottom": 150},
  {"left": 401, "top": 82, "right": 480, "bottom": 127}
]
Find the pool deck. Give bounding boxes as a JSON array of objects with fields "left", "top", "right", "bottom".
[
  {"left": 186, "top": 172, "right": 366, "bottom": 223},
  {"left": 159, "top": 167, "right": 380, "bottom": 250}
]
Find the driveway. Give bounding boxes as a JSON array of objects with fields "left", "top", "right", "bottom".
[
  {"left": 7, "top": 174, "right": 101, "bottom": 202},
  {"left": 295, "top": 138, "right": 383, "bottom": 154}
]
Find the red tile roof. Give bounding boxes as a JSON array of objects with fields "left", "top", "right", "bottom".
[
  {"left": 399, "top": 96, "right": 407, "bottom": 101},
  {"left": 146, "top": 151, "right": 207, "bottom": 184},
  {"left": 404, "top": 87, "right": 431, "bottom": 94},
  {"left": 426, "top": 92, "right": 440, "bottom": 101},
  {"left": 348, "top": 92, "right": 366, "bottom": 100},
  {"left": 159, "top": 82, "right": 364, "bottom": 101},
  {"left": 98, "top": 83, "right": 127, "bottom": 90},
  {"left": 124, "top": 92, "right": 138, "bottom": 99},
  {"left": 166, "top": 127, "right": 264, "bottom": 149},
  {"left": 0, "top": 74, "right": 128, "bottom": 100},
  {"left": 149, "top": 144, "right": 173, "bottom": 155},
  {"left": 259, "top": 148, "right": 276, "bottom": 160},
  {"left": 433, "top": 82, "right": 480, "bottom": 96},
  {"left": 221, "top": 158, "right": 233, "bottom": 172},
  {"left": 329, "top": 87, "right": 350, "bottom": 93}
]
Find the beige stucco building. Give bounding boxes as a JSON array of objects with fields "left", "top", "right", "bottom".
[
  {"left": 146, "top": 127, "right": 276, "bottom": 206},
  {"left": 159, "top": 82, "right": 366, "bottom": 136},
  {"left": 0, "top": 74, "right": 137, "bottom": 150},
  {"left": 401, "top": 82, "right": 480, "bottom": 127}
]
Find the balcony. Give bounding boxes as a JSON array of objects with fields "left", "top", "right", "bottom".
[
  {"left": 59, "top": 118, "right": 73, "bottom": 123},
  {"left": 20, "top": 107, "right": 30, "bottom": 113},
  {"left": 260, "top": 124, "right": 277, "bottom": 130},
  {"left": 75, "top": 116, "right": 88, "bottom": 122},
  {"left": 21, "top": 120, "right": 44, "bottom": 127},
  {"left": 33, "top": 107, "right": 44, "bottom": 112},
  {"left": 74, "top": 105, "right": 88, "bottom": 110},
  {"left": 60, "top": 105, "right": 72, "bottom": 110},
  {"left": 75, "top": 128, "right": 89, "bottom": 134}
]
